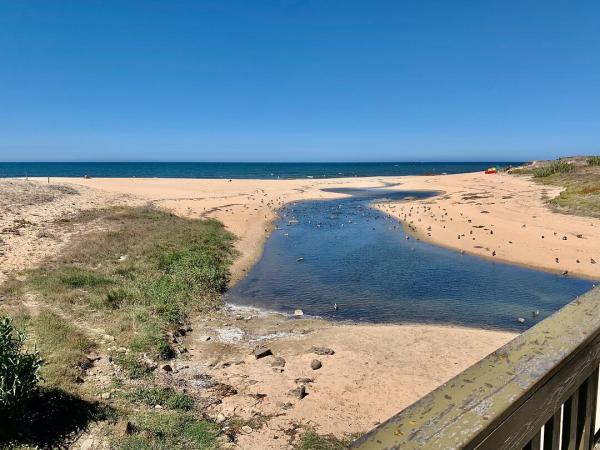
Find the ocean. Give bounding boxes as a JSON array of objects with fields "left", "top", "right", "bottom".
[{"left": 0, "top": 161, "right": 521, "bottom": 179}]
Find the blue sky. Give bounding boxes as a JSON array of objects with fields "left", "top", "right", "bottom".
[{"left": 1, "top": 1, "right": 599, "bottom": 162}]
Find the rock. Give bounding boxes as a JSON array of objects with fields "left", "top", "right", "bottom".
[
  {"left": 216, "top": 413, "right": 227, "bottom": 424},
  {"left": 517, "top": 317, "right": 525, "bottom": 324},
  {"left": 294, "top": 309, "right": 304, "bottom": 316},
  {"left": 295, "top": 377, "right": 314, "bottom": 385},
  {"left": 310, "top": 359, "right": 322, "bottom": 370},
  {"left": 199, "top": 335, "right": 211, "bottom": 342},
  {"left": 289, "top": 385, "right": 307, "bottom": 399},
  {"left": 271, "top": 356, "right": 286, "bottom": 368},
  {"left": 253, "top": 347, "right": 272, "bottom": 359},
  {"left": 241, "top": 425, "right": 253, "bottom": 434},
  {"left": 310, "top": 346, "right": 335, "bottom": 356},
  {"left": 154, "top": 404, "right": 163, "bottom": 409},
  {"left": 100, "top": 392, "right": 111, "bottom": 400},
  {"left": 116, "top": 420, "right": 134, "bottom": 436},
  {"left": 161, "top": 364, "right": 173, "bottom": 372}
]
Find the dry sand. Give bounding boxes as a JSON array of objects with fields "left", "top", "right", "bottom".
[
  {"left": 46, "top": 172, "right": 600, "bottom": 279},
  {"left": 4, "top": 172, "right": 599, "bottom": 448}
]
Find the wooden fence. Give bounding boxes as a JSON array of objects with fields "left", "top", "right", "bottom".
[{"left": 352, "top": 287, "right": 600, "bottom": 449}]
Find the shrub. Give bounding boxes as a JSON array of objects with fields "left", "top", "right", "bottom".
[
  {"left": 588, "top": 156, "right": 600, "bottom": 166},
  {"left": 533, "top": 160, "right": 574, "bottom": 178},
  {"left": 0, "top": 316, "right": 43, "bottom": 415}
]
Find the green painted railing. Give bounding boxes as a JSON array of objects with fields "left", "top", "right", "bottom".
[{"left": 352, "top": 286, "right": 600, "bottom": 450}]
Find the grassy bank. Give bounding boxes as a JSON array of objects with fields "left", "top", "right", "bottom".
[
  {"left": 511, "top": 156, "right": 600, "bottom": 218},
  {"left": 0, "top": 206, "right": 236, "bottom": 449}
]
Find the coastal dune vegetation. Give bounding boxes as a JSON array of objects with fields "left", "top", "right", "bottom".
[
  {"left": 0, "top": 206, "right": 236, "bottom": 449},
  {"left": 511, "top": 155, "right": 600, "bottom": 218},
  {"left": 0, "top": 203, "right": 350, "bottom": 449}
]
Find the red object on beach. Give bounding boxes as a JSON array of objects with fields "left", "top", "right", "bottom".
[{"left": 485, "top": 168, "right": 497, "bottom": 174}]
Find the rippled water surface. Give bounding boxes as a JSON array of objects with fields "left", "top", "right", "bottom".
[{"left": 227, "top": 188, "right": 594, "bottom": 331}]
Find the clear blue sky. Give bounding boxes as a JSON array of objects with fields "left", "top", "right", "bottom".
[{"left": 1, "top": 1, "right": 599, "bottom": 162}]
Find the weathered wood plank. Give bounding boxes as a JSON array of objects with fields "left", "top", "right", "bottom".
[
  {"left": 542, "top": 411, "right": 560, "bottom": 450},
  {"left": 564, "top": 391, "right": 580, "bottom": 450},
  {"left": 524, "top": 431, "right": 541, "bottom": 450}
]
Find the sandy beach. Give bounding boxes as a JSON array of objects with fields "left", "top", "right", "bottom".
[
  {"left": 44, "top": 172, "right": 600, "bottom": 280},
  {"left": 2, "top": 172, "right": 598, "bottom": 448}
]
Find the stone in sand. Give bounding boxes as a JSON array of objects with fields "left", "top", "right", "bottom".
[
  {"left": 254, "top": 347, "right": 272, "bottom": 359},
  {"left": 310, "top": 346, "right": 335, "bottom": 356},
  {"left": 294, "top": 309, "right": 304, "bottom": 316},
  {"left": 310, "top": 359, "right": 322, "bottom": 370},
  {"left": 271, "top": 356, "right": 286, "bottom": 368},
  {"left": 289, "top": 385, "right": 307, "bottom": 399}
]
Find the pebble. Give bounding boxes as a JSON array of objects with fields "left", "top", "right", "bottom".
[
  {"left": 310, "top": 346, "right": 335, "bottom": 356},
  {"left": 254, "top": 347, "right": 272, "bottom": 359},
  {"left": 271, "top": 356, "right": 286, "bottom": 368},
  {"left": 310, "top": 359, "right": 322, "bottom": 370},
  {"left": 294, "top": 309, "right": 304, "bottom": 316},
  {"left": 241, "top": 425, "right": 253, "bottom": 434},
  {"left": 289, "top": 385, "right": 307, "bottom": 399}
]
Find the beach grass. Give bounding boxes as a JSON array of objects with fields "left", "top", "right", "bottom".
[
  {"left": 0, "top": 206, "right": 236, "bottom": 448},
  {"left": 512, "top": 157, "right": 600, "bottom": 218},
  {"left": 118, "top": 411, "right": 220, "bottom": 450},
  {"left": 295, "top": 430, "right": 358, "bottom": 450}
]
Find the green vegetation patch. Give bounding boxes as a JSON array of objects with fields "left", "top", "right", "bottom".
[
  {"left": 587, "top": 156, "right": 600, "bottom": 166},
  {"left": 532, "top": 160, "right": 574, "bottom": 178},
  {"left": 124, "top": 386, "right": 194, "bottom": 410},
  {"left": 2, "top": 206, "right": 236, "bottom": 370},
  {"left": 118, "top": 411, "right": 219, "bottom": 450},
  {"left": 295, "top": 430, "right": 357, "bottom": 450},
  {"left": 24, "top": 310, "right": 95, "bottom": 388},
  {"left": 511, "top": 157, "right": 600, "bottom": 218}
]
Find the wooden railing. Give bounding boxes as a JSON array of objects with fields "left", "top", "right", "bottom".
[{"left": 352, "top": 286, "right": 600, "bottom": 450}]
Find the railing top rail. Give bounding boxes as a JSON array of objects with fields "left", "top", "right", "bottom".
[{"left": 352, "top": 286, "right": 600, "bottom": 450}]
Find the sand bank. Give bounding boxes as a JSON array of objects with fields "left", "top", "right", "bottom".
[{"left": 49, "top": 172, "right": 600, "bottom": 280}]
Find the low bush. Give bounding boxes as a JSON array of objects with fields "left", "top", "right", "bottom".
[
  {"left": 0, "top": 316, "right": 43, "bottom": 416},
  {"left": 532, "top": 160, "right": 574, "bottom": 178},
  {"left": 587, "top": 156, "right": 600, "bottom": 166}
]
